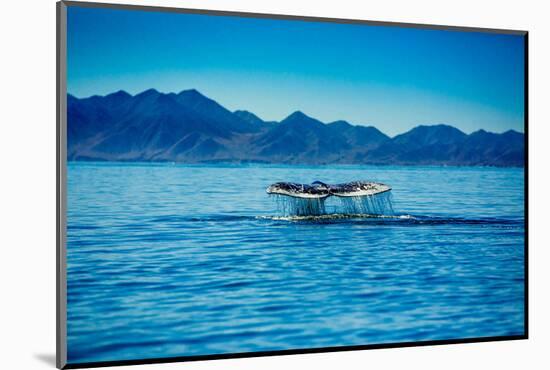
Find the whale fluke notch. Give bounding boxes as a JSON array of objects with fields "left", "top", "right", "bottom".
[{"left": 266, "top": 181, "right": 391, "bottom": 199}]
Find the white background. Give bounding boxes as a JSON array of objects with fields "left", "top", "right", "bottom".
[{"left": 1, "top": 0, "right": 548, "bottom": 369}]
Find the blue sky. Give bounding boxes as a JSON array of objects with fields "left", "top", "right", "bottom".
[{"left": 67, "top": 6, "right": 525, "bottom": 136}]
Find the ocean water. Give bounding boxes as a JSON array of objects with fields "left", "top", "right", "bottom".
[{"left": 66, "top": 162, "right": 525, "bottom": 364}]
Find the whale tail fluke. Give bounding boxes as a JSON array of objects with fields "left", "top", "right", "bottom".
[
  {"left": 266, "top": 181, "right": 394, "bottom": 217},
  {"left": 266, "top": 181, "right": 391, "bottom": 199}
]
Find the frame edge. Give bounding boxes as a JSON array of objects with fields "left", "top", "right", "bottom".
[
  {"left": 62, "top": 0, "right": 527, "bottom": 36},
  {"left": 57, "top": 1, "right": 68, "bottom": 369},
  {"left": 523, "top": 32, "right": 529, "bottom": 339}
]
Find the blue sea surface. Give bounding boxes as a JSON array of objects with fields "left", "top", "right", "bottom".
[{"left": 66, "top": 163, "right": 525, "bottom": 363}]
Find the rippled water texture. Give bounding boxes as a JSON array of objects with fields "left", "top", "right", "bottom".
[{"left": 67, "top": 163, "right": 525, "bottom": 363}]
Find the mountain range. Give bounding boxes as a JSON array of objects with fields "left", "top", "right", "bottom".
[{"left": 67, "top": 89, "right": 525, "bottom": 167}]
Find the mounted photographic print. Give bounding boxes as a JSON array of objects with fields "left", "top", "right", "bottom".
[{"left": 56, "top": 1, "right": 528, "bottom": 368}]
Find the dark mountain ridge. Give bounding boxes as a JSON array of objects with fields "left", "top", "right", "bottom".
[{"left": 67, "top": 89, "right": 525, "bottom": 167}]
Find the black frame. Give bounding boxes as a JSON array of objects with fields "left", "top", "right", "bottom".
[{"left": 56, "top": 1, "right": 529, "bottom": 368}]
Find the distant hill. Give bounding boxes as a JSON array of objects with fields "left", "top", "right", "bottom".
[
  {"left": 233, "top": 110, "right": 269, "bottom": 125},
  {"left": 67, "top": 89, "right": 525, "bottom": 167}
]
